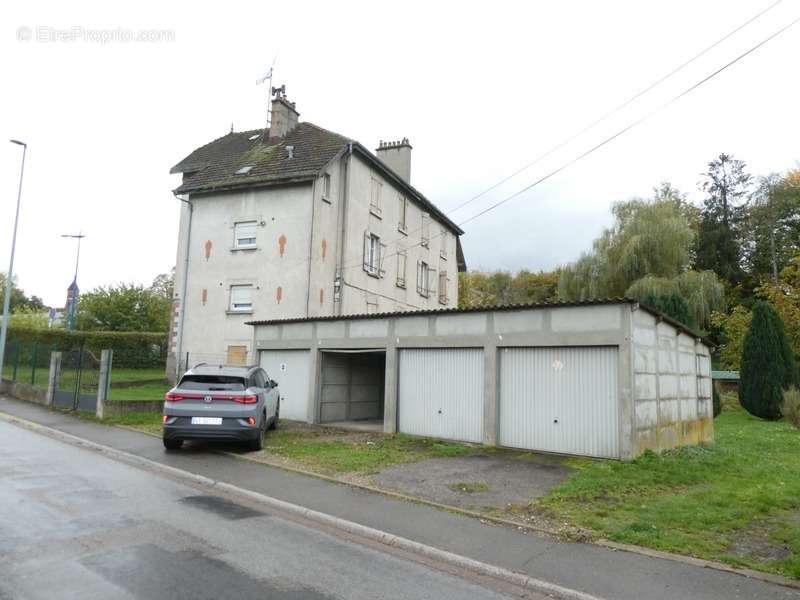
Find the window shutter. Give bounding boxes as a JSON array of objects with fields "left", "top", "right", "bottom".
[
  {"left": 379, "top": 241, "right": 387, "bottom": 277},
  {"left": 421, "top": 213, "right": 430, "bottom": 247},
  {"left": 362, "top": 231, "right": 370, "bottom": 273}
]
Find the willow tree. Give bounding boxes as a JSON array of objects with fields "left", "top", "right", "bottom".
[{"left": 626, "top": 271, "right": 725, "bottom": 330}]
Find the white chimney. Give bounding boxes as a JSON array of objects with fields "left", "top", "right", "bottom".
[
  {"left": 376, "top": 138, "right": 412, "bottom": 183},
  {"left": 269, "top": 91, "right": 299, "bottom": 139}
]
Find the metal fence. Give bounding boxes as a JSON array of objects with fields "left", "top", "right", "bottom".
[{"left": 1, "top": 339, "right": 55, "bottom": 389}]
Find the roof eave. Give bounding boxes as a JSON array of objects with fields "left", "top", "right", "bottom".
[{"left": 174, "top": 174, "right": 316, "bottom": 196}]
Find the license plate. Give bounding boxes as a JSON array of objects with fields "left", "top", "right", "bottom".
[{"left": 191, "top": 417, "right": 222, "bottom": 425}]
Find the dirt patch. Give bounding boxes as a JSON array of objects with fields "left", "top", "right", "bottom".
[
  {"left": 728, "top": 520, "right": 792, "bottom": 563},
  {"left": 373, "top": 452, "right": 573, "bottom": 512}
]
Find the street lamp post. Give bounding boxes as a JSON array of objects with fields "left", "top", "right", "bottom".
[
  {"left": 0, "top": 140, "right": 28, "bottom": 374},
  {"left": 61, "top": 233, "right": 86, "bottom": 330}
]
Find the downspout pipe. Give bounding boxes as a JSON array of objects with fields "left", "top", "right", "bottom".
[
  {"left": 334, "top": 142, "right": 353, "bottom": 316},
  {"left": 173, "top": 192, "right": 193, "bottom": 378}
]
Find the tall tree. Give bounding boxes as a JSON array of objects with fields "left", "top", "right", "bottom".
[
  {"left": 696, "top": 153, "right": 751, "bottom": 284},
  {"left": 459, "top": 270, "right": 558, "bottom": 308},
  {"left": 743, "top": 173, "right": 800, "bottom": 282},
  {"left": 150, "top": 268, "right": 175, "bottom": 300}
]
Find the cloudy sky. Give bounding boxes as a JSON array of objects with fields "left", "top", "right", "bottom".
[{"left": 2, "top": 0, "right": 799, "bottom": 307}]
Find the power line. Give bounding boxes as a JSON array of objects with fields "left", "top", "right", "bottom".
[
  {"left": 339, "top": 0, "right": 786, "bottom": 274},
  {"left": 444, "top": 0, "right": 784, "bottom": 217},
  {"left": 345, "top": 12, "right": 800, "bottom": 274}
]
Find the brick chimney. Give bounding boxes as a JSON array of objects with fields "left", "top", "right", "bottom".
[
  {"left": 376, "top": 138, "right": 412, "bottom": 183},
  {"left": 269, "top": 90, "right": 299, "bottom": 139}
]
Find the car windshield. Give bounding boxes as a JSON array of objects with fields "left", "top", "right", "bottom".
[{"left": 179, "top": 375, "right": 246, "bottom": 391}]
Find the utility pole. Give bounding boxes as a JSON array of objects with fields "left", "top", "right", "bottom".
[
  {"left": 0, "top": 140, "right": 27, "bottom": 374},
  {"left": 61, "top": 232, "right": 86, "bottom": 330}
]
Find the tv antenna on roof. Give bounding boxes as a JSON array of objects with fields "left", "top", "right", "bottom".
[{"left": 256, "top": 51, "right": 280, "bottom": 130}]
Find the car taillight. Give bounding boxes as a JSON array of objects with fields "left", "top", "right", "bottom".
[
  {"left": 233, "top": 394, "right": 258, "bottom": 404},
  {"left": 164, "top": 392, "right": 203, "bottom": 402}
]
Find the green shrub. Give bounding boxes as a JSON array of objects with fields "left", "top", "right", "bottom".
[
  {"left": 783, "top": 387, "right": 800, "bottom": 428},
  {"left": 739, "top": 301, "right": 795, "bottom": 420}
]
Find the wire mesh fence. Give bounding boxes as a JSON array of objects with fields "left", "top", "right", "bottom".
[
  {"left": 1, "top": 339, "right": 55, "bottom": 389},
  {"left": 108, "top": 344, "right": 169, "bottom": 402}
]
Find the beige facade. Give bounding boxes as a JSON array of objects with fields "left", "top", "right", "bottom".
[{"left": 170, "top": 129, "right": 461, "bottom": 376}]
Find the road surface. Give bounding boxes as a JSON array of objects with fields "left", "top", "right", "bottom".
[{"left": 0, "top": 420, "right": 539, "bottom": 600}]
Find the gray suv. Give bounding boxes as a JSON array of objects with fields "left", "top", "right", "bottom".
[{"left": 162, "top": 364, "right": 280, "bottom": 451}]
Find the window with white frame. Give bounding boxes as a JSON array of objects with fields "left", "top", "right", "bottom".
[
  {"left": 420, "top": 212, "right": 430, "bottom": 247},
  {"left": 416, "top": 260, "right": 432, "bottom": 297},
  {"left": 438, "top": 271, "right": 449, "bottom": 305},
  {"left": 363, "top": 232, "right": 385, "bottom": 277},
  {"left": 370, "top": 178, "right": 383, "bottom": 216},
  {"left": 398, "top": 195, "right": 408, "bottom": 233},
  {"left": 234, "top": 221, "right": 257, "bottom": 249},
  {"left": 229, "top": 285, "right": 253, "bottom": 312},
  {"left": 322, "top": 173, "right": 332, "bottom": 202},
  {"left": 396, "top": 249, "right": 407, "bottom": 288}
]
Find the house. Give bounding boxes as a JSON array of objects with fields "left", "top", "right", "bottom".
[
  {"left": 167, "top": 87, "right": 465, "bottom": 378},
  {"left": 247, "top": 299, "right": 715, "bottom": 460}
]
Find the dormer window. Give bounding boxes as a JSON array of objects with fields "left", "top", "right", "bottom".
[{"left": 235, "top": 165, "right": 254, "bottom": 175}]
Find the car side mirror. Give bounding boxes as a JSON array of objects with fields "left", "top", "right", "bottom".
[{"left": 270, "top": 380, "right": 277, "bottom": 388}]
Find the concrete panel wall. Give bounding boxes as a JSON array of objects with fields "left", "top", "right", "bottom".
[{"left": 631, "top": 308, "right": 713, "bottom": 455}]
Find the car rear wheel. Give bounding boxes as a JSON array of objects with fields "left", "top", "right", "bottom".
[{"left": 163, "top": 437, "right": 183, "bottom": 450}]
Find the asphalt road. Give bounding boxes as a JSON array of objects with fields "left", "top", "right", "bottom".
[{"left": 0, "top": 420, "right": 537, "bottom": 600}]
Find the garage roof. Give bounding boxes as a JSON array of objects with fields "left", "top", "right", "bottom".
[{"left": 246, "top": 298, "right": 710, "bottom": 343}]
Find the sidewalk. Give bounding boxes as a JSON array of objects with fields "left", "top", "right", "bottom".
[{"left": 2, "top": 396, "right": 797, "bottom": 600}]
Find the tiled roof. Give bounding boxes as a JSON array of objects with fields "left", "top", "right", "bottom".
[
  {"left": 171, "top": 122, "right": 464, "bottom": 236},
  {"left": 171, "top": 122, "right": 348, "bottom": 195}
]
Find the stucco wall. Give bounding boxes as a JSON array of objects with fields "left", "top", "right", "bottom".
[
  {"left": 631, "top": 309, "right": 713, "bottom": 454},
  {"left": 338, "top": 154, "right": 458, "bottom": 314},
  {"left": 175, "top": 184, "right": 314, "bottom": 362}
]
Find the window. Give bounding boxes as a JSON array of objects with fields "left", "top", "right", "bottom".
[
  {"left": 229, "top": 285, "right": 253, "bottom": 312},
  {"left": 322, "top": 173, "right": 332, "bottom": 202},
  {"left": 398, "top": 195, "right": 408, "bottom": 233},
  {"left": 440, "top": 229, "right": 447, "bottom": 259},
  {"left": 234, "top": 221, "right": 257, "bottom": 249},
  {"left": 416, "top": 260, "right": 432, "bottom": 297},
  {"left": 370, "top": 178, "right": 383, "bottom": 216},
  {"left": 363, "top": 232, "right": 385, "bottom": 277},
  {"left": 396, "top": 250, "right": 407, "bottom": 288},
  {"left": 421, "top": 212, "right": 430, "bottom": 247},
  {"left": 179, "top": 374, "right": 246, "bottom": 390},
  {"left": 438, "top": 271, "right": 449, "bottom": 305}
]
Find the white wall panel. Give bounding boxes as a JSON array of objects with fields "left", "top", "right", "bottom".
[
  {"left": 259, "top": 350, "right": 310, "bottom": 421},
  {"left": 398, "top": 349, "right": 483, "bottom": 443},
  {"left": 499, "top": 347, "right": 619, "bottom": 458}
]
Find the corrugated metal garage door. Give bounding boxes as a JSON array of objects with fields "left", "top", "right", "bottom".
[
  {"left": 499, "top": 347, "right": 619, "bottom": 458},
  {"left": 259, "top": 350, "right": 310, "bottom": 421},
  {"left": 398, "top": 348, "right": 483, "bottom": 443}
]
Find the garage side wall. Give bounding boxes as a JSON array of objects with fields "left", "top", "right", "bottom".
[{"left": 631, "top": 308, "right": 713, "bottom": 455}]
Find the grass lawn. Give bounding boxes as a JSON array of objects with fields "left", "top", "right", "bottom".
[
  {"left": 537, "top": 407, "right": 800, "bottom": 578},
  {"left": 108, "top": 367, "right": 169, "bottom": 401},
  {"left": 261, "top": 425, "right": 475, "bottom": 474},
  {"left": 78, "top": 410, "right": 164, "bottom": 435}
]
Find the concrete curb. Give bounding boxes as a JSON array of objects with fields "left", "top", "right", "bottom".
[
  {"left": 8, "top": 407, "right": 800, "bottom": 593},
  {"left": 0, "top": 411, "right": 602, "bottom": 600}
]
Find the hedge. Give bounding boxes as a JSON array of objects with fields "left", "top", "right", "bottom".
[{"left": 6, "top": 327, "right": 168, "bottom": 369}]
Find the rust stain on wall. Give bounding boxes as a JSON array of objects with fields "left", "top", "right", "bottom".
[
  {"left": 319, "top": 288, "right": 324, "bottom": 305},
  {"left": 201, "top": 289, "right": 207, "bottom": 305},
  {"left": 321, "top": 238, "right": 327, "bottom": 260},
  {"left": 278, "top": 234, "right": 287, "bottom": 257},
  {"left": 204, "top": 240, "right": 213, "bottom": 261},
  {"left": 276, "top": 286, "right": 283, "bottom": 304}
]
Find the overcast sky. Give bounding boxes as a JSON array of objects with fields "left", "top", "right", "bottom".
[{"left": 2, "top": 1, "right": 799, "bottom": 307}]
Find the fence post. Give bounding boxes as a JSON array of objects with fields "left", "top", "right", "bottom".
[
  {"left": 46, "top": 351, "right": 61, "bottom": 408},
  {"left": 96, "top": 349, "right": 113, "bottom": 419}
]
